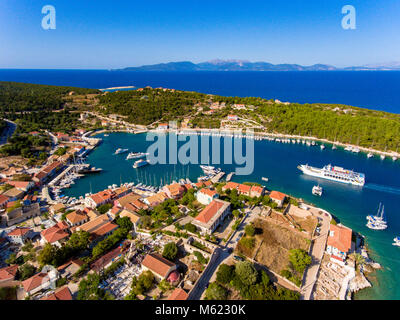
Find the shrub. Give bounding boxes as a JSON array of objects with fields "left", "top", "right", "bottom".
[
  {"left": 244, "top": 224, "right": 255, "bottom": 236},
  {"left": 216, "top": 264, "right": 235, "bottom": 285},
  {"left": 162, "top": 242, "right": 178, "bottom": 261}
]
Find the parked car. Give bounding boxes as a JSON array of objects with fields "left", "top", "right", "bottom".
[{"left": 233, "top": 255, "right": 244, "bottom": 261}]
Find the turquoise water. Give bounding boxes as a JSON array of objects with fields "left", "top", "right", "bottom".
[{"left": 65, "top": 132, "right": 400, "bottom": 299}]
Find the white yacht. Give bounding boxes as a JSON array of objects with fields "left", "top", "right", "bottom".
[
  {"left": 320, "top": 144, "right": 325, "bottom": 150},
  {"left": 366, "top": 203, "right": 387, "bottom": 230},
  {"left": 367, "top": 152, "right": 373, "bottom": 158},
  {"left": 393, "top": 237, "right": 400, "bottom": 247},
  {"left": 312, "top": 185, "right": 323, "bottom": 196},
  {"left": 114, "top": 148, "right": 129, "bottom": 155}
]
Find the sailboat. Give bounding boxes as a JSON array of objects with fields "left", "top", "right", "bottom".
[{"left": 366, "top": 203, "right": 387, "bottom": 230}]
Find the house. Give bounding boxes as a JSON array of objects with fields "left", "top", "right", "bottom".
[
  {"left": 33, "top": 161, "right": 63, "bottom": 184},
  {"left": 3, "top": 187, "right": 25, "bottom": 200},
  {"left": 82, "top": 207, "right": 100, "bottom": 220},
  {"left": 222, "top": 182, "right": 239, "bottom": 192},
  {"left": 66, "top": 210, "right": 89, "bottom": 227},
  {"left": 74, "top": 214, "right": 118, "bottom": 244},
  {"left": 113, "top": 192, "right": 141, "bottom": 209},
  {"left": 40, "top": 286, "right": 73, "bottom": 300},
  {"left": 162, "top": 183, "right": 186, "bottom": 199},
  {"left": 143, "top": 192, "right": 168, "bottom": 208},
  {"left": 1, "top": 203, "right": 41, "bottom": 227},
  {"left": 0, "top": 194, "right": 10, "bottom": 208},
  {"left": 157, "top": 123, "right": 169, "bottom": 130},
  {"left": 196, "top": 188, "right": 218, "bottom": 205},
  {"left": 269, "top": 191, "right": 287, "bottom": 208},
  {"left": 57, "top": 259, "right": 85, "bottom": 279},
  {"left": 49, "top": 203, "right": 66, "bottom": 215},
  {"left": 167, "top": 288, "right": 189, "bottom": 300},
  {"left": 6, "top": 180, "right": 34, "bottom": 192},
  {"left": 85, "top": 189, "right": 114, "bottom": 208},
  {"left": 22, "top": 269, "right": 59, "bottom": 297},
  {"left": 250, "top": 185, "right": 265, "bottom": 198},
  {"left": 41, "top": 221, "right": 70, "bottom": 247},
  {"left": 192, "top": 199, "right": 231, "bottom": 234},
  {"left": 237, "top": 184, "right": 251, "bottom": 196},
  {"left": 90, "top": 243, "right": 129, "bottom": 273},
  {"left": 118, "top": 209, "right": 142, "bottom": 232},
  {"left": 7, "top": 227, "right": 33, "bottom": 245},
  {"left": 326, "top": 224, "right": 353, "bottom": 263},
  {"left": 227, "top": 114, "right": 239, "bottom": 121},
  {"left": 141, "top": 253, "right": 177, "bottom": 281},
  {"left": 0, "top": 265, "right": 18, "bottom": 284}
]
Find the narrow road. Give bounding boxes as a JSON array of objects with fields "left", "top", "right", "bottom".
[
  {"left": 0, "top": 119, "right": 17, "bottom": 145},
  {"left": 300, "top": 208, "right": 331, "bottom": 300}
]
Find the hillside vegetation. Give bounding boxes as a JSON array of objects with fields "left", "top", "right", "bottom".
[{"left": 1, "top": 82, "right": 400, "bottom": 152}]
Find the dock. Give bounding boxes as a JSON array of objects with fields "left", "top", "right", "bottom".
[
  {"left": 226, "top": 172, "right": 235, "bottom": 182},
  {"left": 211, "top": 171, "right": 225, "bottom": 183}
]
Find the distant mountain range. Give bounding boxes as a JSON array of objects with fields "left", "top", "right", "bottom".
[{"left": 118, "top": 60, "right": 400, "bottom": 72}]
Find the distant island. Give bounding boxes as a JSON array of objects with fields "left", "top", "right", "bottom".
[{"left": 118, "top": 59, "right": 400, "bottom": 72}]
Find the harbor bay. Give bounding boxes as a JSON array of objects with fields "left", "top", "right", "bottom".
[{"left": 63, "top": 131, "right": 400, "bottom": 300}]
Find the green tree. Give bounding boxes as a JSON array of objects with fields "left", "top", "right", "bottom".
[
  {"left": 235, "top": 261, "right": 258, "bottom": 286},
  {"left": 37, "top": 243, "right": 57, "bottom": 266},
  {"left": 204, "top": 282, "right": 228, "bottom": 300},
  {"left": 288, "top": 249, "right": 312, "bottom": 274},
  {"left": 18, "top": 263, "right": 37, "bottom": 280},
  {"left": 216, "top": 264, "right": 235, "bottom": 285},
  {"left": 244, "top": 224, "right": 255, "bottom": 236},
  {"left": 162, "top": 242, "right": 178, "bottom": 261}
]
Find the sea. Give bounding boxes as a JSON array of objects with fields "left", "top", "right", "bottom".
[
  {"left": 0, "top": 69, "right": 399, "bottom": 299},
  {"left": 0, "top": 70, "right": 400, "bottom": 112}
]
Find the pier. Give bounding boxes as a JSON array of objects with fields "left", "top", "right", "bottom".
[
  {"left": 226, "top": 172, "right": 235, "bottom": 182},
  {"left": 211, "top": 171, "right": 225, "bottom": 183}
]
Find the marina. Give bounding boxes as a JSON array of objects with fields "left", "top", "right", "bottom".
[{"left": 62, "top": 131, "right": 400, "bottom": 300}]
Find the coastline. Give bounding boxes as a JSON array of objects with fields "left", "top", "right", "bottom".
[{"left": 79, "top": 129, "right": 380, "bottom": 299}]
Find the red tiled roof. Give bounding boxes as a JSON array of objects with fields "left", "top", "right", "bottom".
[
  {"left": 270, "top": 190, "right": 286, "bottom": 201},
  {"left": 92, "top": 222, "right": 118, "bottom": 238},
  {"left": 250, "top": 185, "right": 264, "bottom": 195},
  {"left": 199, "top": 188, "right": 217, "bottom": 197},
  {"left": 22, "top": 273, "right": 48, "bottom": 292},
  {"left": 142, "top": 253, "right": 175, "bottom": 278},
  {"left": 6, "top": 181, "right": 31, "bottom": 189},
  {"left": 0, "top": 194, "right": 9, "bottom": 205},
  {"left": 203, "top": 180, "right": 212, "bottom": 187},
  {"left": 91, "top": 245, "right": 127, "bottom": 273},
  {"left": 238, "top": 184, "right": 251, "bottom": 193},
  {"left": 0, "top": 265, "right": 18, "bottom": 281},
  {"left": 7, "top": 227, "right": 31, "bottom": 237},
  {"left": 41, "top": 286, "right": 73, "bottom": 300},
  {"left": 167, "top": 288, "right": 188, "bottom": 300},
  {"left": 223, "top": 182, "right": 239, "bottom": 190},
  {"left": 41, "top": 222, "right": 70, "bottom": 244},
  {"left": 195, "top": 199, "right": 226, "bottom": 224},
  {"left": 327, "top": 224, "right": 352, "bottom": 253}
]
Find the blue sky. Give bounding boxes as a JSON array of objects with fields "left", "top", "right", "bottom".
[{"left": 1, "top": 0, "right": 399, "bottom": 69}]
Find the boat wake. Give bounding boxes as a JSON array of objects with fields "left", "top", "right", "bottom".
[{"left": 365, "top": 183, "right": 400, "bottom": 195}]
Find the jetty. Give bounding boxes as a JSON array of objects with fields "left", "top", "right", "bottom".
[
  {"left": 211, "top": 171, "right": 225, "bottom": 183},
  {"left": 226, "top": 172, "right": 235, "bottom": 182}
]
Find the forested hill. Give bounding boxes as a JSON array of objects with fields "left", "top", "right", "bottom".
[
  {"left": 0, "top": 81, "right": 400, "bottom": 152},
  {"left": 98, "top": 88, "right": 400, "bottom": 151},
  {"left": 0, "top": 81, "right": 100, "bottom": 112}
]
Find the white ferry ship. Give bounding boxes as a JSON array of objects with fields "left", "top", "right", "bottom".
[{"left": 297, "top": 164, "right": 365, "bottom": 186}]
